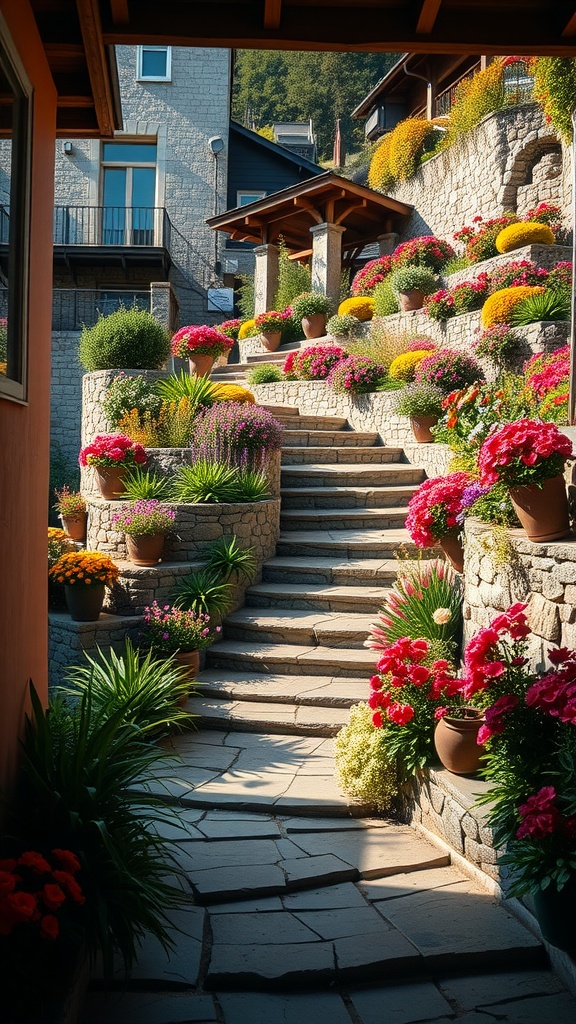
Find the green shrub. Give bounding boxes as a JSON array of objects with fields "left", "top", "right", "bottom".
[
  {"left": 246, "top": 363, "right": 284, "bottom": 385},
  {"left": 102, "top": 373, "right": 163, "bottom": 427},
  {"left": 237, "top": 274, "right": 255, "bottom": 319},
  {"left": 170, "top": 460, "right": 271, "bottom": 503},
  {"left": 394, "top": 381, "right": 444, "bottom": 417},
  {"left": 273, "top": 239, "right": 312, "bottom": 311},
  {"left": 390, "top": 265, "right": 438, "bottom": 296},
  {"left": 79, "top": 307, "right": 170, "bottom": 371},
  {"left": 373, "top": 277, "right": 399, "bottom": 316},
  {"left": 204, "top": 535, "right": 257, "bottom": 582},
  {"left": 335, "top": 703, "right": 398, "bottom": 811},
  {"left": 509, "top": 289, "right": 571, "bottom": 326}
]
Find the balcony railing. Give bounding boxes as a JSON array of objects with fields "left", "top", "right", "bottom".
[
  {"left": 53, "top": 206, "right": 172, "bottom": 249},
  {"left": 434, "top": 62, "right": 482, "bottom": 117},
  {"left": 52, "top": 289, "right": 150, "bottom": 332}
]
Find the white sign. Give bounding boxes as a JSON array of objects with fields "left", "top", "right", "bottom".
[{"left": 207, "top": 287, "right": 234, "bottom": 313}]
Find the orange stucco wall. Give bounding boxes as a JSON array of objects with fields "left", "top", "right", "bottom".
[{"left": 0, "top": 1, "right": 57, "bottom": 788}]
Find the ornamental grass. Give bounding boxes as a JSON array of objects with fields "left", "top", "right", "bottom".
[
  {"left": 49, "top": 551, "right": 119, "bottom": 587},
  {"left": 481, "top": 286, "right": 547, "bottom": 327}
]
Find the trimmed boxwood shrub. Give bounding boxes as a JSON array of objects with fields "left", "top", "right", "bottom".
[{"left": 79, "top": 307, "right": 170, "bottom": 371}]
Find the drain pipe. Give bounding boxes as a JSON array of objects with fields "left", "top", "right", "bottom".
[{"left": 403, "top": 62, "right": 433, "bottom": 121}]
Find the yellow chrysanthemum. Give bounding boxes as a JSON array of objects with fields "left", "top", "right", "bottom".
[
  {"left": 481, "top": 286, "right": 547, "bottom": 327},
  {"left": 388, "top": 349, "right": 436, "bottom": 381},
  {"left": 238, "top": 318, "right": 258, "bottom": 340},
  {"left": 209, "top": 383, "right": 256, "bottom": 404},
  {"left": 338, "top": 296, "right": 375, "bottom": 321},
  {"left": 495, "top": 222, "right": 555, "bottom": 254},
  {"left": 49, "top": 550, "right": 119, "bottom": 586}
]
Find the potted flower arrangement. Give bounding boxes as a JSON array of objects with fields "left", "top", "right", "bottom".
[
  {"left": 79, "top": 433, "right": 147, "bottom": 500},
  {"left": 390, "top": 265, "right": 438, "bottom": 312},
  {"left": 49, "top": 550, "right": 119, "bottom": 621},
  {"left": 218, "top": 318, "right": 243, "bottom": 340},
  {"left": 394, "top": 381, "right": 444, "bottom": 442},
  {"left": 253, "top": 309, "right": 292, "bottom": 352},
  {"left": 111, "top": 499, "right": 176, "bottom": 566},
  {"left": 140, "top": 600, "right": 221, "bottom": 679},
  {"left": 53, "top": 486, "right": 87, "bottom": 542},
  {"left": 170, "top": 324, "right": 234, "bottom": 377},
  {"left": 405, "top": 471, "right": 481, "bottom": 572},
  {"left": 290, "top": 292, "right": 334, "bottom": 340},
  {"left": 477, "top": 418, "right": 573, "bottom": 542}
]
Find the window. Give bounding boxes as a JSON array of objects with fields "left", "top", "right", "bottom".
[
  {"left": 0, "top": 18, "right": 32, "bottom": 403},
  {"left": 137, "top": 46, "right": 171, "bottom": 82},
  {"left": 236, "top": 191, "right": 266, "bottom": 207},
  {"left": 101, "top": 142, "right": 157, "bottom": 245}
]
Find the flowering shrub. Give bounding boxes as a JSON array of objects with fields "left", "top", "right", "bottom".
[
  {"left": 547, "top": 260, "right": 573, "bottom": 290},
  {"left": 388, "top": 349, "right": 435, "bottom": 381},
  {"left": 388, "top": 118, "right": 438, "bottom": 181},
  {"left": 238, "top": 318, "right": 257, "bottom": 340},
  {"left": 404, "top": 335, "right": 437, "bottom": 352},
  {"left": 473, "top": 324, "right": 527, "bottom": 371},
  {"left": 538, "top": 381, "right": 569, "bottom": 425},
  {"left": 326, "top": 355, "right": 385, "bottom": 394},
  {"left": 405, "top": 471, "right": 473, "bottom": 547},
  {"left": 326, "top": 314, "right": 363, "bottom": 338},
  {"left": 447, "top": 60, "right": 506, "bottom": 141},
  {"left": 337, "top": 296, "right": 375, "bottom": 321},
  {"left": 218, "top": 318, "right": 243, "bottom": 340},
  {"left": 79, "top": 433, "right": 147, "bottom": 468},
  {"left": 423, "top": 289, "right": 454, "bottom": 320},
  {"left": 141, "top": 601, "right": 219, "bottom": 652},
  {"left": 171, "top": 325, "right": 234, "bottom": 359},
  {"left": 495, "top": 222, "right": 555, "bottom": 254},
  {"left": 524, "top": 202, "right": 562, "bottom": 229},
  {"left": 102, "top": 373, "right": 163, "bottom": 428},
  {"left": 478, "top": 419, "right": 573, "bottom": 488},
  {"left": 531, "top": 57, "right": 576, "bottom": 144},
  {"left": 190, "top": 402, "right": 283, "bottom": 468},
  {"left": 351, "top": 255, "right": 393, "bottom": 296},
  {"left": 392, "top": 235, "right": 455, "bottom": 274},
  {"left": 425, "top": 274, "right": 489, "bottom": 320},
  {"left": 414, "top": 349, "right": 485, "bottom": 393},
  {"left": 48, "top": 527, "right": 73, "bottom": 570},
  {"left": 284, "top": 344, "right": 346, "bottom": 381},
  {"left": 454, "top": 214, "right": 518, "bottom": 263},
  {"left": 334, "top": 702, "right": 398, "bottom": 811},
  {"left": 487, "top": 259, "right": 549, "bottom": 293},
  {"left": 394, "top": 381, "right": 444, "bottom": 418},
  {"left": 49, "top": 550, "right": 120, "bottom": 587},
  {"left": 111, "top": 499, "right": 175, "bottom": 537},
  {"left": 367, "top": 131, "right": 395, "bottom": 191},
  {"left": 254, "top": 309, "right": 292, "bottom": 333},
  {"left": 208, "top": 383, "right": 255, "bottom": 404},
  {"left": 0, "top": 848, "right": 85, "bottom": 943},
  {"left": 523, "top": 345, "right": 570, "bottom": 398},
  {"left": 481, "top": 286, "right": 546, "bottom": 327},
  {"left": 53, "top": 487, "right": 86, "bottom": 517},
  {"left": 365, "top": 558, "right": 462, "bottom": 653}
]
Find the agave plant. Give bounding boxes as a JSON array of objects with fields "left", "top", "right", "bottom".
[
  {"left": 204, "top": 535, "right": 257, "bottom": 582},
  {"left": 170, "top": 460, "right": 241, "bottom": 503},
  {"left": 172, "top": 566, "right": 235, "bottom": 617},
  {"left": 155, "top": 371, "right": 216, "bottom": 407},
  {"left": 122, "top": 465, "right": 169, "bottom": 500}
]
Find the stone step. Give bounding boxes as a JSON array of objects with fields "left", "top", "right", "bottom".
[
  {"left": 259, "top": 404, "right": 299, "bottom": 417},
  {"left": 222, "top": 608, "right": 375, "bottom": 648},
  {"left": 280, "top": 507, "right": 410, "bottom": 532},
  {"left": 276, "top": 415, "right": 349, "bottom": 431},
  {"left": 194, "top": 669, "right": 366, "bottom": 708},
  {"left": 281, "top": 429, "right": 379, "bottom": 448},
  {"left": 244, "top": 581, "right": 388, "bottom": 613},
  {"left": 280, "top": 484, "right": 419, "bottom": 509},
  {"left": 246, "top": 345, "right": 301, "bottom": 363},
  {"left": 275, "top": 528, "right": 415, "bottom": 559},
  {"left": 192, "top": 696, "right": 350, "bottom": 736},
  {"left": 210, "top": 372, "right": 249, "bottom": 383},
  {"left": 281, "top": 451, "right": 415, "bottom": 470},
  {"left": 206, "top": 640, "right": 377, "bottom": 677},
  {"left": 263, "top": 555, "right": 400, "bottom": 586}
]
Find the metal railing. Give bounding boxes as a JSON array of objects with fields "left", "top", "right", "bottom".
[
  {"left": 434, "top": 62, "right": 482, "bottom": 117},
  {"left": 53, "top": 206, "right": 172, "bottom": 248},
  {"left": 52, "top": 289, "right": 150, "bottom": 332}
]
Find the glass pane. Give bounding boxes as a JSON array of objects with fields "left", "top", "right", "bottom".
[
  {"left": 102, "top": 142, "right": 157, "bottom": 163},
  {"left": 238, "top": 193, "right": 265, "bottom": 206},
  {"left": 141, "top": 48, "right": 168, "bottom": 78},
  {"left": 132, "top": 168, "right": 155, "bottom": 244},
  {"left": 102, "top": 168, "right": 126, "bottom": 243}
]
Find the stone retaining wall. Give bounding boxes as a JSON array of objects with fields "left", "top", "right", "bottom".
[{"left": 49, "top": 611, "right": 143, "bottom": 690}]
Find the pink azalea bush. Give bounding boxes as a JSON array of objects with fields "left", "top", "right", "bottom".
[
  {"left": 171, "top": 325, "right": 234, "bottom": 359},
  {"left": 79, "top": 434, "right": 147, "bottom": 468},
  {"left": 414, "top": 349, "right": 485, "bottom": 393},
  {"left": 477, "top": 418, "right": 572, "bottom": 488},
  {"left": 523, "top": 345, "right": 570, "bottom": 399},
  {"left": 391, "top": 235, "right": 455, "bottom": 273},
  {"left": 283, "top": 344, "right": 345, "bottom": 380},
  {"left": 425, "top": 274, "right": 489, "bottom": 320},
  {"left": 351, "top": 255, "right": 393, "bottom": 296}
]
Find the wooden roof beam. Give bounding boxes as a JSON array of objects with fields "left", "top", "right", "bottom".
[
  {"left": 334, "top": 200, "right": 367, "bottom": 225},
  {"left": 263, "top": 0, "right": 282, "bottom": 30},
  {"left": 109, "top": 0, "right": 130, "bottom": 24},
  {"left": 416, "top": 0, "right": 443, "bottom": 35},
  {"left": 563, "top": 11, "right": 576, "bottom": 36},
  {"left": 294, "top": 197, "right": 324, "bottom": 224},
  {"left": 76, "top": 0, "right": 119, "bottom": 135}
]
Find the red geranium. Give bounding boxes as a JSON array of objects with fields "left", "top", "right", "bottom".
[
  {"left": 79, "top": 433, "right": 147, "bottom": 469},
  {"left": 0, "top": 848, "right": 84, "bottom": 943},
  {"left": 477, "top": 418, "right": 572, "bottom": 488},
  {"left": 405, "top": 471, "right": 473, "bottom": 547}
]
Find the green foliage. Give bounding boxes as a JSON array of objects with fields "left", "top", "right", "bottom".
[
  {"left": 443, "top": 254, "right": 471, "bottom": 276},
  {"left": 290, "top": 291, "right": 333, "bottom": 318},
  {"left": 246, "top": 363, "right": 284, "bottom": 385},
  {"left": 237, "top": 274, "right": 255, "bottom": 319},
  {"left": 335, "top": 703, "right": 398, "bottom": 811},
  {"left": 368, "top": 557, "right": 462, "bottom": 654},
  {"left": 509, "top": 288, "right": 571, "bottom": 326},
  {"left": 445, "top": 61, "right": 506, "bottom": 144},
  {"left": 232, "top": 50, "right": 397, "bottom": 159},
  {"left": 204, "top": 535, "right": 257, "bottom": 583},
  {"left": 390, "top": 266, "right": 438, "bottom": 295},
  {"left": 49, "top": 443, "right": 79, "bottom": 526},
  {"left": 121, "top": 466, "right": 169, "bottom": 500},
  {"left": 102, "top": 373, "right": 163, "bottom": 428},
  {"left": 63, "top": 640, "right": 193, "bottom": 737},
  {"left": 173, "top": 567, "right": 235, "bottom": 618},
  {"left": 170, "top": 460, "right": 271, "bottom": 503},
  {"left": 327, "top": 314, "right": 363, "bottom": 338},
  {"left": 394, "top": 381, "right": 444, "bottom": 418},
  {"left": 532, "top": 57, "right": 576, "bottom": 143},
  {"left": 372, "top": 277, "right": 400, "bottom": 317},
  {"left": 79, "top": 307, "right": 170, "bottom": 371},
  {"left": 17, "top": 682, "right": 190, "bottom": 972},
  {"left": 273, "top": 240, "right": 312, "bottom": 312},
  {"left": 156, "top": 371, "right": 216, "bottom": 407}
]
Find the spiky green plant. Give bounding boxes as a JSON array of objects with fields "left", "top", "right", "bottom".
[
  {"left": 170, "top": 461, "right": 241, "bottom": 503},
  {"left": 172, "top": 566, "right": 234, "bottom": 617},
  {"left": 509, "top": 288, "right": 570, "bottom": 326},
  {"left": 204, "top": 535, "right": 257, "bottom": 582},
  {"left": 122, "top": 466, "right": 169, "bottom": 500},
  {"left": 155, "top": 371, "right": 216, "bottom": 407},
  {"left": 233, "top": 469, "right": 271, "bottom": 502}
]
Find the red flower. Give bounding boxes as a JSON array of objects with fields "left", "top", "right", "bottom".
[
  {"left": 406, "top": 471, "right": 473, "bottom": 548},
  {"left": 5, "top": 890, "right": 38, "bottom": 922},
  {"left": 478, "top": 419, "right": 572, "bottom": 488},
  {"left": 53, "top": 871, "right": 85, "bottom": 905},
  {"left": 52, "top": 849, "right": 81, "bottom": 874},
  {"left": 40, "top": 914, "right": 59, "bottom": 941},
  {"left": 372, "top": 710, "right": 384, "bottom": 728},
  {"left": 41, "top": 883, "right": 66, "bottom": 911},
  {"left": 387, "top": 702, "right": 415, "bottom": 726},
  {"left": 18, "top": 851, "right": 51, "bottom": 874},
  {"left": 171, "top": 324, "right": 233, "bottom": 359}
]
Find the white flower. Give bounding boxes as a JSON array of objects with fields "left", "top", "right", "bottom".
[{"left": 432, "top": 607, "right": 452, "bottom": 625}]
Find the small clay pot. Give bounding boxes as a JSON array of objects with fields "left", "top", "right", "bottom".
[
  {"left": 301, "top": 314, "right": 326, "bottom": 340},
  {"left": 398, "top": 289, "right": 425, "bottom": 312},
  {"left": 434, "top": 708, "right": 485, "bottom": 775},
  {"left": 188, "top": 354, "right": 215, "bottom": 377},
  {"left": 410, "top": 415, "right": 438, "bottom": 443}
]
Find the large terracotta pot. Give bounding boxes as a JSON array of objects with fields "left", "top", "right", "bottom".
[
  {"left": 434, "top": 708, "right": 485, "bottom": 775},
  {"left": 94, "top": 464, "right": 128, "bottom": 500},
  {"left": 261, "top": 330, "right": 282, "bottom": 352},
  {"left": 509, "top": 474, "right": 571, "bottom": 543},
  {"left": 173, "top": 649, "right": 201, "bottom": 679},
  {"left": 302, "top": 313, "right": 326, "bottom": 340},
  {"left": 533, "top": 874, "right": 576, "bottom": 952},
  {"left": 410, "top": 415, "right": 438, "bottom": 443},
  {"left": 64, "top": 583, "right": 105, "bottom": 622},
  {"left": 398, "top": 289, "right": 425, "bottom": 312},
  {"left": 61, "top": 511, "right": 87, "bottom": 541},
  {"left": 126, "top": 533, "right": 166, "bottom": 566},
  {"left": 189, "top": 354, "right": 214, "bottom": 377},
  {"left": 437, "top": 534, "right": 465, "bottom": 573}
]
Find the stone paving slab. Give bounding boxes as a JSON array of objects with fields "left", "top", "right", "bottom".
[
  {"left": 359, "top": 864, "right": 468, "bottom": 902},
  {"left": 262, "top": 554, "right": 399, "bottom": 583},
  {"left": 437, "top": 969, "right": 565, "bottom": 1009},
  {"left": 195, "top": 670, "right": 367, "bottom": 707},
  {"left": 223, "top": 607, "right": 376, "bottom": 648},
  {"left": 349, "top": 982, "right": 453, "bottom": 1024},
  {"left": 81, "top": 992, "right": 218, "bottom": 1024},
  {"left": 193, "top": 696, "right": 349, "bottom": 736},
  {"left": 286, "top": 824, "right": 450, "bottom": 878},
  {"left": 216, "top": 992, "right": 354, "bottom": 1024}
]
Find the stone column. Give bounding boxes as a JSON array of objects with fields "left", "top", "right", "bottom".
[
  {"left": 151, "top": 281, "right": 179, "bottom": 332},
  {"left": 377, "top": 232, "right": 399, "bottom": 255},
  {"left": 254, "top": 243, "right": 279, "bottom": 315},
  {"left": 310, "top": 222, "right": 345, "bottom": 307}
]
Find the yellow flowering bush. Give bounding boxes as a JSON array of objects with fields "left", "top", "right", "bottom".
[
  {"left": 49, "top": 550, "right": 120, "bottom": 587},
  {"left": 389, "top": 118, "right": 437, "bottom": 181},
  {"left": 338, "top": 296, "right": 375, "bottom": 321},
  {"left": 209, "top": 383, "right": 255, "bottom": 404},
  {"left": 446, "top": 61, "right": 506, "bottom": 142},
  {"left": 368, "top": 132, "right": 395, "bottom": 191},
  {"left": 48, "top": 528, "right": 73, "bottom": 570},
  {"left": 481, "top": 286, "right": 546, "bottom": 327},
  {"left": 495, "top": 222, "right": 555, "bottom": 254},
  {"left": 388, "top": 349, "right": 436, "bottom": 381},
  {"left": 238, "top": 318, "right": 258, "bottom": 340}
]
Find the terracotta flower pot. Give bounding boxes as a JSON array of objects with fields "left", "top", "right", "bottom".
[
  {"left": 509, "top": 474, "right": 570, "bottom": 543},
  {"left": 434, "top": 708, "right": 485, "bottom": 775},
  {"left": 64, "top": 583, "right": 105, "bottom": 622},
  {"left": 188, "top": 354, "right": 215, "bottom": 377},
  {"left": 302, "top": 313, "right": 326, "bottom": 340},
  {"left": 94, "top": 464, "right": 128, "bottom": 500},
  {"left": 126, "top": 533, "right": 166, "bottom": 566},
  {"left": 261, "top": 330, "right": 282, "bottom": 352},
  {"left": 173, "top": 649, "right": 201, "bottom": 679},
  {"left": 410, "top": 415, "right": 438, "bottom": 443},
  {"left": 437, "top": 534, "right": 465, "bottom": 573},
  {"left": 533, "top": 874, "right": 576, "bottom": 952},
  {"left": 61, "top": 511, "right": 87, "bottom": 541},
  {"left": 398, "top": 289, "right": 425, "bottom": 312}
]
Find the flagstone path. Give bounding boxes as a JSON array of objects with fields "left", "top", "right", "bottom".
[{"left": 81, "top": 397, "right": 576, "bottom": 1023}]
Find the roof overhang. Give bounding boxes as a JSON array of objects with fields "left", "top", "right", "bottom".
[{"left": 207, "top": 171, "right": 413, "bottom": 256}]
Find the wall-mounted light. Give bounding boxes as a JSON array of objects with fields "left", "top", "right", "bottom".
[
  {"left": 62, "top": 141, "right": 73, "bottom": 155},
  {"left": 208, "top": 136, "right": 224, "bottom": 155}
]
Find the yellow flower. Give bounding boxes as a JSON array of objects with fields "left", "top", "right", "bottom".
[
  {"left": 495, "top": 222, "right": 555, "bottom": 254},
  {"left": 338, "top": 296, "right": 375, "bottom": 321},
  {"left": 481, "top": 286, "right": 546, "bottom": 327}
]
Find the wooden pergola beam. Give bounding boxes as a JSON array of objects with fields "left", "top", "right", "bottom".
[
  {"left": 76, "top": 0, "right": 119, "bottom": 135},
  {"left": 109, "top": 0, "right": 130, "bottom": 24},
  {"left": 416, "top": 0, "right": 443, "bottom": 35},
  {"left": 563, "top": 11, "right": 576, "bottom": 36},
  {"left": 263, "top": 0, "right": 282, "bottom": 30}
]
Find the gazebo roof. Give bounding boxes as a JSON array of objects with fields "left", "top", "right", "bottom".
[{"left": 207, "top": 172, "right": 413, "bottom": 257}]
